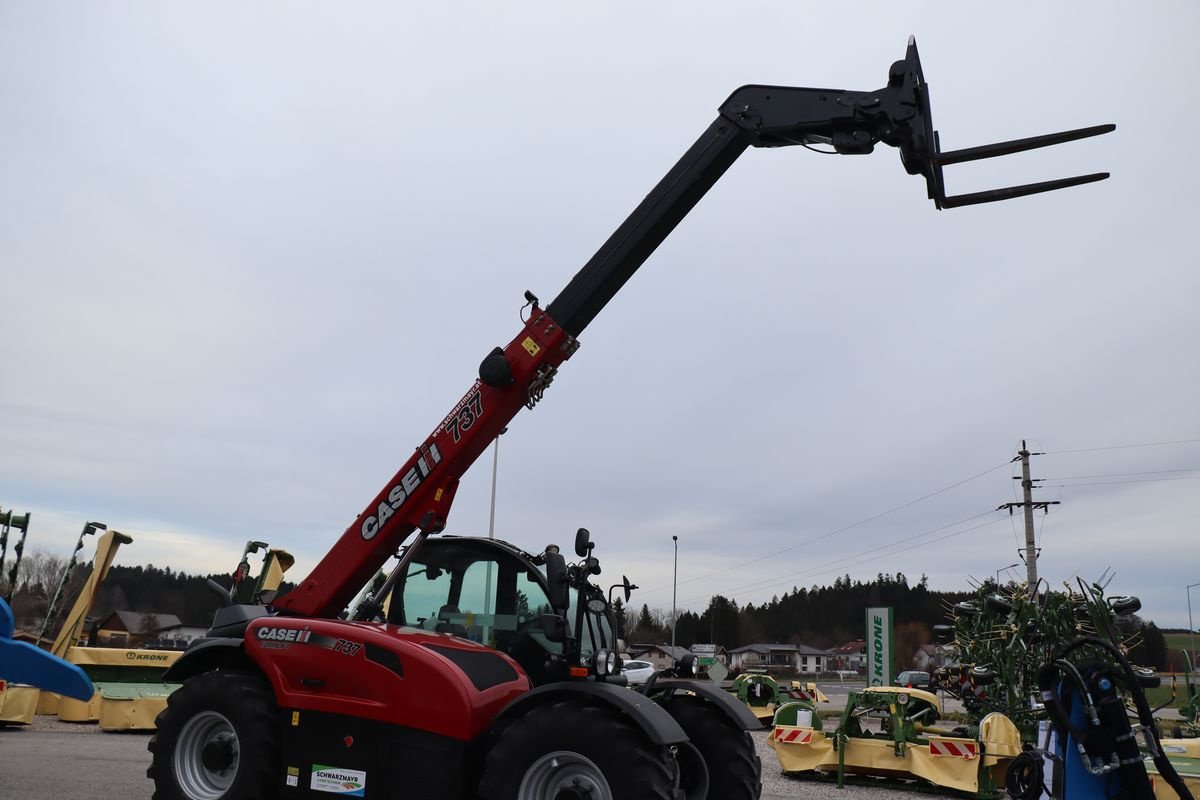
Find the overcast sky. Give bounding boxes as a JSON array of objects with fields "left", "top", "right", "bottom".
[{"left": 2, "top": 3, "right": 1197, "bottom": 633}]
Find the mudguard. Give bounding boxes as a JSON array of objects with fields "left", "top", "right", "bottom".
[
  {"left": 645, "top": 678, "right": 763, "bottom": 731},
  {"left": 0, "top": 597, "right": 93, "bottom": 701},
  {"left": 492, "top": 680, "right": 688, "bottom": 745},
  {"left": 161, "top": 637, "right": 252, "bottom": 682}
]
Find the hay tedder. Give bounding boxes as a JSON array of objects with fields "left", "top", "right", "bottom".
[
  {"left": 142, "top": 38, "right": 1113, "bottom": 800},
  {"left": 930, "top": 580, "right": 1195, "bottom": 799}
]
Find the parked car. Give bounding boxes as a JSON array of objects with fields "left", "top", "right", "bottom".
[
  {"left": 895, "top": 670, "right": 934, "bottom": 690},
  {"left": 621, "top": 659, "right": 656, "bottom": 685}
]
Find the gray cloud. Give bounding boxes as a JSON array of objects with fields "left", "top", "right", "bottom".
[{"left": 2, "top": 3, "right": 1197, "bottom": 630}]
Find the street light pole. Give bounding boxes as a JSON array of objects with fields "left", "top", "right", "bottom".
[
  {"left": 671, "top": 535, "right": 678, "bottom": 660},
  {"left": 482, "top": 428, "right": 507, "bottom": 633},
  {"left": 1188, "top": 581, "right": 1200, "bottom": 666},
  {"left": 487, "top": 429, "right": 506, "bottom": 542},
  {"left": 996, "top": 562, "right": 1021, "bottom": 587}
]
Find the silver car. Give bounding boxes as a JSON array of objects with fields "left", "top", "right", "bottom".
[{"left": 621, "top": 659, "right": 656, "bottom": 685}]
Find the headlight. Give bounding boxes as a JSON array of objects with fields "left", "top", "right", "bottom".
[
  {"left": 594, "top": 649, "right": 608, "bottom": 675},
  {"left": 606, "top": 650, "right": 619, "bottom": 675}
]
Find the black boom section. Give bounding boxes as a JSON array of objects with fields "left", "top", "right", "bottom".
[
  {"left": 545, "top": 38, "right": 1111, "bottom": 339},
  {"left": 546, "top": 119, "right": 749, "bottom": 337},
  {"left": 424, "top": 643, "right": 518, "bottom": 692}
]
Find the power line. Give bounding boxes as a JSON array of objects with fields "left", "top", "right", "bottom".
[
  {"left": 677, "top": 514, "right": 1009, "bottom": 606},
  {"left": 1045, "top": 438, "right": 1200, "bottom": 455},
  {"left": 1041, "top": 468, "right": 1200, "bottom": 480},
  {"left": 721, "top": 510, "right": 996, "bottom": 595},
  {"left": 636, "top": 460, "right": 1011, "bottom": 596},
  {"left": 1042, "top": 476, "right": 1200, "bottom": 488},
  {"left": 676, "top": 510, "right": 1000, "bottom": 603}
]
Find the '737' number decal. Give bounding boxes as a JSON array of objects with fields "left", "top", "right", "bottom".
[
  {"left": 447, "top": 391, "right": 484, "bottom": 443},
  {"left": 333, "top": 639, "right": 362, "bottom": 656}
]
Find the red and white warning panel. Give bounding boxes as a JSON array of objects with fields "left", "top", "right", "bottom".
[
  {"left": 773, "top": 727, "right": 814, "bottom": 744},
  {"left": 928, "top": 738, "right": 979, "bottom": 759}
]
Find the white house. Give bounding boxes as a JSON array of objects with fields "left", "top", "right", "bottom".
[{"left": 727, "top": 643, "right": 832, "bottom": 674}]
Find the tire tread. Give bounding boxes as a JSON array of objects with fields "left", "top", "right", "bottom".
[{"left": 147, "top": 671, "right": 278, "bottom": 800}]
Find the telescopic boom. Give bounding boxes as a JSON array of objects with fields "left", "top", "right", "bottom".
[{"left": 273, "top": 38, "right": 1112, "bottom": 618}]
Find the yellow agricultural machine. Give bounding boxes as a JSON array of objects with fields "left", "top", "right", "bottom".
[
  {"left": 0, "top": 506, "right": 41, "bottom": 724},
  {"left": 730, "top": 669, "right": 828, "bottom": 726},
  {"left": 768, "top": 686, "right": 1021, "bottom": 797},
  {"left": 9, "top": 522, "right": 293, "bottom": 732},
  {"left": 32, "top": 522, "right": 183, "bottom": 728}
]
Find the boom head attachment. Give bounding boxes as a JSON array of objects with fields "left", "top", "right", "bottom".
[
  {"left": 889, "top": 37, "right": 1114, "bottom": 209},
  {"left": 720, "top": 37, "right": 1114, "bottom": 209}
]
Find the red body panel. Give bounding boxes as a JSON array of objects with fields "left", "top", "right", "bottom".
[
  {"left": 274, "top": 311, "right": 577, "bottom": 619},
  {"left": 245, "top": 617, "right": 531, "bottom": 742}
]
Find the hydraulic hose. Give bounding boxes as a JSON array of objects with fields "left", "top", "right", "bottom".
[{"left": 1004, "top": 750, "right": 1045, "bottom": 800}]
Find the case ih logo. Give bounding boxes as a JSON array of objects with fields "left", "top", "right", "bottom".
[
  {"left": 360, "top": 441, "right": 443, "bottom": 540},
  {"left": 257, "top": 627, "right": 312, "bottom": 643}
]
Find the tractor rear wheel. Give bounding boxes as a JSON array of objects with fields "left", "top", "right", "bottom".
[
  {"left": 661, "top": 696, "right": 761, "bottom": 800},
  {"left": 478, "top": 698, "right": 680, "bottom": 800},
  {"left": 147, "top": 671, "right": 278, "bottom": 800}
]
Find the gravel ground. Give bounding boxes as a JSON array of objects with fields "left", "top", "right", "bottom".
[
  {"left": 13, "top": 715, "right": 937, "bottom": 799},
  {"left": 752, "top": 729, "right": 934, "bottom": 800}
]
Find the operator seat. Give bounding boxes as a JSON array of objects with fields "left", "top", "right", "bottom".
[{"left": 435, "top": 604, "right": 467, "bottom": 637}]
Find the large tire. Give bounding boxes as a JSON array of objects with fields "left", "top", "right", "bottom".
[
  {"left": 661, "top": 696, "right": 761, "bottom": 800},
  {"left": 147, "top": 671, "right": 279, "bottom": 800},
  {"left": 478, "top": 698, "right": 680, "bottom": 800}
]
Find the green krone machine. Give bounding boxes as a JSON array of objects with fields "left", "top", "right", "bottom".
[{"left": 932, "top": 577, "right": 1155, "bottom": 740}]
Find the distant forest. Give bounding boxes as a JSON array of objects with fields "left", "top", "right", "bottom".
[
  {"left": 614, "top": 571, "right": 1171, "bottom": 671},
  {"left": 5, "top": 553, "right": 1171, "bottom": 670},
  {"left": 4, "top": 550, "right": 291, "bottom": 638}
]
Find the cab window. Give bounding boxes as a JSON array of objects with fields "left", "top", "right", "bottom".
[{"left": 391, "top": 542, "right": 559, "bottom": 658}]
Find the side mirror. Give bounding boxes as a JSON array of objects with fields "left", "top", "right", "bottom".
[
  {"left": 574, "top": 528, "right": 592, "bottom": 558},
  {"left": 622, "top": 575, "right": 635, "bottom": 602},
  {"left": 678, "top": 653, "right": 697, "bottom": 677},
  {"left": 544, "top": 550, "right": 569, "bottom": 611}
]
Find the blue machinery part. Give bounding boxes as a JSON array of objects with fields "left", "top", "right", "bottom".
[
  {"left": 1032, "top": 637, "right": 1193, "bottom": 800},
  {"left": 0, "top": 596, "right": 93, "bottom": 701}
]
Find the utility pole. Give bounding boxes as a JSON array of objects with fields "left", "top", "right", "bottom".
[{"left": 997, "top": 440, "right": 1059, "bottom": 595}]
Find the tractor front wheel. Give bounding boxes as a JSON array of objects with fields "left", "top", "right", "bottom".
[
  {"left": 478, "top": 699, "right": 680, "bottom": 800},
  {"left": 661, "top": 695, "right": 761, "bottom": 800},
  {"left": 147, "top": 671, "right": 279, "bottom": 800}
]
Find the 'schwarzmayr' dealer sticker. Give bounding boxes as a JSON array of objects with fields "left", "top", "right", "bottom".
[{"left": 310, "top": 764, "right": 366, "bottom": 796}]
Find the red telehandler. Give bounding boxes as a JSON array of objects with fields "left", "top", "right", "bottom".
[{"left": 148, "top": 39, "right": 1112, "bottom": 800}]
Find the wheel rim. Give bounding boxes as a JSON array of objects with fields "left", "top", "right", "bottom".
[
  {"left": 518, "top": 751, "right": 612, "bottom": 800},
  {"left": 173, "top": 710, "right": 239, "bottom": 799}
]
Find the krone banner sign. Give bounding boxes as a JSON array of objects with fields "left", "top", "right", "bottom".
[{"left": 865, "top": 606, "right": 893, "bottom": 687}]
